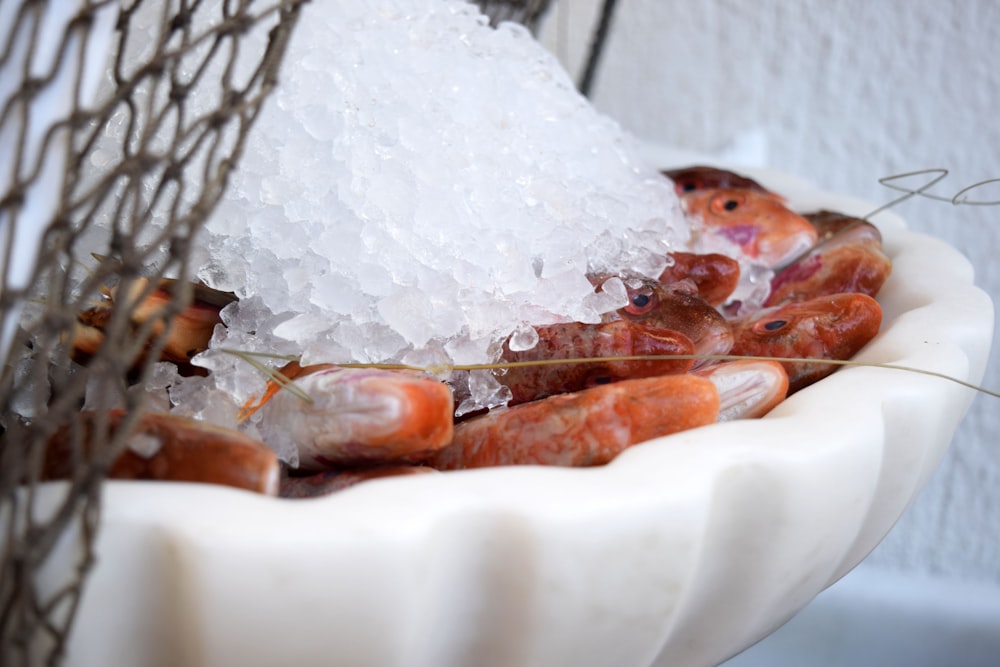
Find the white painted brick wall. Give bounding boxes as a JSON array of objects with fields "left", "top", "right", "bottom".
[{"left": 542, "top": 0, "right": 1000, "bottom": 585}]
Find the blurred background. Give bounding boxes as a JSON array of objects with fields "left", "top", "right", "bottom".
[{"left": 528, "top": 0, "right": 999, "bottom": 664}]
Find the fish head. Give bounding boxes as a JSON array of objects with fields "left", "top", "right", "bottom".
[
  {"left": 766, "top": 214, "right": 892, "bottom": 307},
  {"left": 683, "top": 188, "right": 819, "bottom": 268},
  {"left": 733, "top": 293, "right": 883, "bottom": 392},
  {"left": 663, "top": 165, "right": 775, "bottom": 197},
  {"left": 739, "top": 293, "right": 882, "bottom": 356},
  {"left": 658, "top": 251, "right": 742, "bottom": 306},
  {"left": 803, "top": 210, "right": 884, "bottom": 246},
  {"left": 614, "top": 277, "right": 735, "bottom": 361}
]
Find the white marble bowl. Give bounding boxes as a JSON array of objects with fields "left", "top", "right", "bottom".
[{"left": 47, "top": 160, "right": 994, "bottom": 667}]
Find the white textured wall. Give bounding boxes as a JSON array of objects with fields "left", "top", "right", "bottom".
[{"left": 542, "top": 0, "right": 1000, "bottom": 584}]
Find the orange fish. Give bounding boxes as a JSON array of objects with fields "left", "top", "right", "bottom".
[
  {"left": 729, "top": 292, "right": 883, "bottom": 393},
  {"left": 43, "top": 410, "right": 280, "bottom": 495},
  {"left": 663, "top": 165, "right": 775, "bottom": 197},
  {"left": 766, "top": 210, "right": 892, "bottom": 306},
  {"left": 597, "top": 276, "right": 734, "bottom": 366},
  {"left": 497, "top": 319, "right": 696, "bottom": 406},
  {"left": 657, "top": 251, "right": 741, "bottom": 306},
  {"left": 72, "top": 278, "right": 235, "bottom": 374},
  {"left": 428, "top": 374, "right": 720, "bottom": 470},
  {"left": 246, "top": 363, "right": 455, "bottom": 470},
  {"left": 682, "top": 188, "right": 818, "bottom": 269}
]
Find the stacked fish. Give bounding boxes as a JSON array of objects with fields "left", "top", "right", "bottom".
[{"left": 49, "top": 166, "right": 892, "bottom": 498}]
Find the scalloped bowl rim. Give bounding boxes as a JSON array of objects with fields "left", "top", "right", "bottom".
[{"left": 42, "top": 153, "right": 995, "bottom": 667}]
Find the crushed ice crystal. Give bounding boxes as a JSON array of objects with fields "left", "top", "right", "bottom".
[{"left": 89, "top": 0, "right": 711, "bottom": 439}]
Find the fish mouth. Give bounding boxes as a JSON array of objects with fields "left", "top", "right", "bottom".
[
  {"left": 692, "top": 330, "right": 735, "bottom": 366},
  {"left": 841, "top": 293, "right": 883, "bottom": 333},
  {"left": 716, "top": 224, "right": 759, "bottom": 248},
  {"left": 804, "top": 293, "right": 884, "bottom": 354},
  {"left": 767, "top": 230, "right": 821, "bottom": 270}
]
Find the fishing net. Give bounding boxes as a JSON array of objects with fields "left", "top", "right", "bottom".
[
  {"left": 0, "top": 0, "right": 589, "bottom": 663},
  {"left": 0, "top": 1, "right": 306, "bottom": 664}
]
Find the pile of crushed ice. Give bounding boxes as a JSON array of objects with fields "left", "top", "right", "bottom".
[
  {"left": 166, "top": 0, "right": 696, "bottom": 423},
  {"left": 86, "top": 0, "right": 731, "bottom": 455}
]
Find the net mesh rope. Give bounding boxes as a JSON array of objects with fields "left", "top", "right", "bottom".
[
  {"left": 0, "top": 1, "right": 557, "bottom": 664},
  {"left": 0, "top": 1, "right": 306, "bottom": 663}
]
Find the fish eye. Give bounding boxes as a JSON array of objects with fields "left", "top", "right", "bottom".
[
  {"left": 759, "top": 319, "right": 788, "bottom": 332},
  {"left": 623, "top": 287, "right": 657, "bottom": 315},
  {"left": 681, "top": 183, "right": 697, "bottom": 192},
  {"left": 710, "top": 192, "right": 746, "bottom": 214}
]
